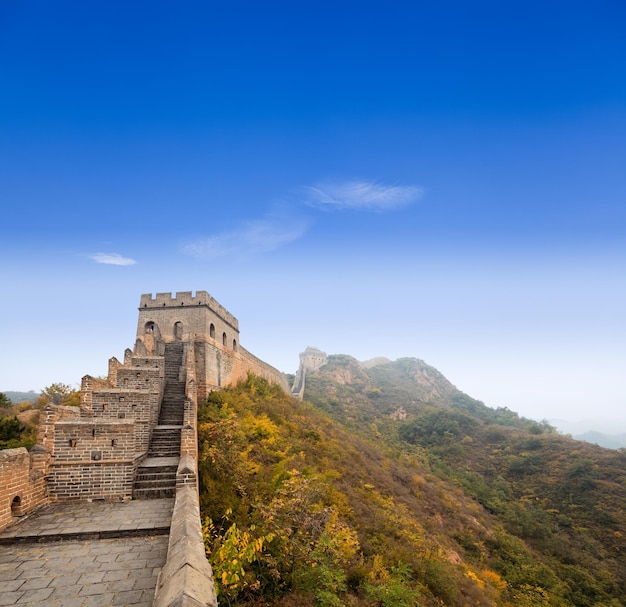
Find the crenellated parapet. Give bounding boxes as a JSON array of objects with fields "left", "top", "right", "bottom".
[{"left": 138, "top": 290, "right": 238, "bottom": 334}]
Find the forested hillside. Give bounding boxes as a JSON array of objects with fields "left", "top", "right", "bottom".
[{"left": 197, "top": 357, "right": 626, "bottom": 607}]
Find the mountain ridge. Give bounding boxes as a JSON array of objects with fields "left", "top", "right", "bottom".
[{"left": 197, "top": 355, "right": 626, "bottom": 606}]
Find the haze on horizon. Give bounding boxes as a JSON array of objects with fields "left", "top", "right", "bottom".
[{"left": 1, "top": 1, "right": 624, "bottom": 426}]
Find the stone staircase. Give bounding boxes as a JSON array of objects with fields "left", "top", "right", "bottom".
[{"left": 133, "top": 342, "right": 185, "bottom": 499}]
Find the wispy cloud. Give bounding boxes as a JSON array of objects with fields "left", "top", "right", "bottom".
[
  {"left": 302, "top": 180, "right": 423, "bottom": 211},
  {"left": 182, "top": 216, "right": 310, "bottom": 261},
  {"left": 182, "top": 179, "right": 422, "bottom": 261},
  {"left": 89, "top": 252, "right": 137, "bottom": 266}
]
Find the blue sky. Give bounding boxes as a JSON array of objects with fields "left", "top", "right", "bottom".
[{"left": 1, "top": 1, "right": 625, "bottom": 424}]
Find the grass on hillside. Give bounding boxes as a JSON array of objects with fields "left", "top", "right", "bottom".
[{"left": 197, "top": 372, "right": 626, "bottom": 607}]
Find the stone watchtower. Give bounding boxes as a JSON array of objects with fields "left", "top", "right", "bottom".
[
  {"left": 292, "top": 346, "right": 327, "bottom": 400},
  {"left": 135, "top": 291, "right": 288, "bottom": 401}
]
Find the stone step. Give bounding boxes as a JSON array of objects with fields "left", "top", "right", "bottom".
[
  {"left": 136, "top": 464, "right": 178, "bottom": 474},
  {"left": 158, "top": 413, "right": 183, "bottom": 419},
  {"left": 135, "top": 475, "right": 177, "bottom": 482},
  {"left": 159, "top": 415, "right": 184, "bottom": 423},
  {"left": 148, "top": 444, "right": 179, "bottom": 450},
  {"left": 134, "top": 480, "right": 176, "bottom": 490},
  {"left": 148, "top": 445, "right": 180, "bottom": 452},
  {"left": 135, "top": 351, "right": 185, "bottom": 502},
  {"left": 132, "top": 487, "right": 176, "bottom": 499},
  {"left": 135, "top": 472, "right": 177, "bottom": 482},
  {"left": 134, "top": 479, "right": 177, "bottom": 490}
]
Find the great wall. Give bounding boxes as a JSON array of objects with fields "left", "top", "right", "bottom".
[{"left": 0, "top": 290, "right": 291, "bottom": 607}]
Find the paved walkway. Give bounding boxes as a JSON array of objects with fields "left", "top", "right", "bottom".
[{"left": 0, "top": 499, "right": 174, "bottom": 606}]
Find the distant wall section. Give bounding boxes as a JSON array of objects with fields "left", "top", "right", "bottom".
[{"left": 292, "top": 346, "right": 328, "bottom": 399}]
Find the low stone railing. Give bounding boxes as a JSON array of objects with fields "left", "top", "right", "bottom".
[{"left": 153, "top": 455, "right": 217, "bottom": 607}]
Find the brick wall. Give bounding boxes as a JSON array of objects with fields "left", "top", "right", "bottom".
[
  {"left": 48, "top": 421, "right": 135, "bottom": 500},
  {"left": 0, "top": 447, "right": 50, "bottom": 532},
  {"left": 48, "top": 462, "right": 134, "bottom": 501},
  {"left": 38, "top": 404, "right": 81, "bottom": 452},
  {"left": 88, "top": 391, "right": 159, "bottom": 454}
]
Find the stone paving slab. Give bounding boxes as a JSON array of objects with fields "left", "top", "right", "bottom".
[
  {"left": 0, "top": 499, "right": 174, "bottom": 543},
  {"left": 0, "top": 535, "right": 168, "bottom": 606}
]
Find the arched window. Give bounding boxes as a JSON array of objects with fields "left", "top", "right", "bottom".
[
  {"left": 174, "top": 321, "right": 183, "bottom": 340},
  {"left": 210, "top": 323, "right": 215, "bottom": 339},
  {"left": 11, "top": 495, "right": 21, "bottom": 517},
  {"left": 145, "top": 322, "right": 155, "bottom": 333},
  {"left": 222, "top": 332, "right": 227, "bottom": 346},
  {"left": 233, "top": 339, "right": 237, "bottom": 352}
]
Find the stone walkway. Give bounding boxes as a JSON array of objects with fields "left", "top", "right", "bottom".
[{"left": 0, "top": 499, "right": 174, "bottom": 606}]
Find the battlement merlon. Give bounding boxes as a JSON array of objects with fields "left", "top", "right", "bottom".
[{"left": 139, "top": 291, "right": 239, "bottom": 331}]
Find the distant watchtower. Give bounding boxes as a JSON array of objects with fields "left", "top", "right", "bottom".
[
  {"left": 292, "top": 346, "right": 327, "bottom": 400},
  {"left": 299, "top": 346, "right": 327, "bottom": 372}
]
